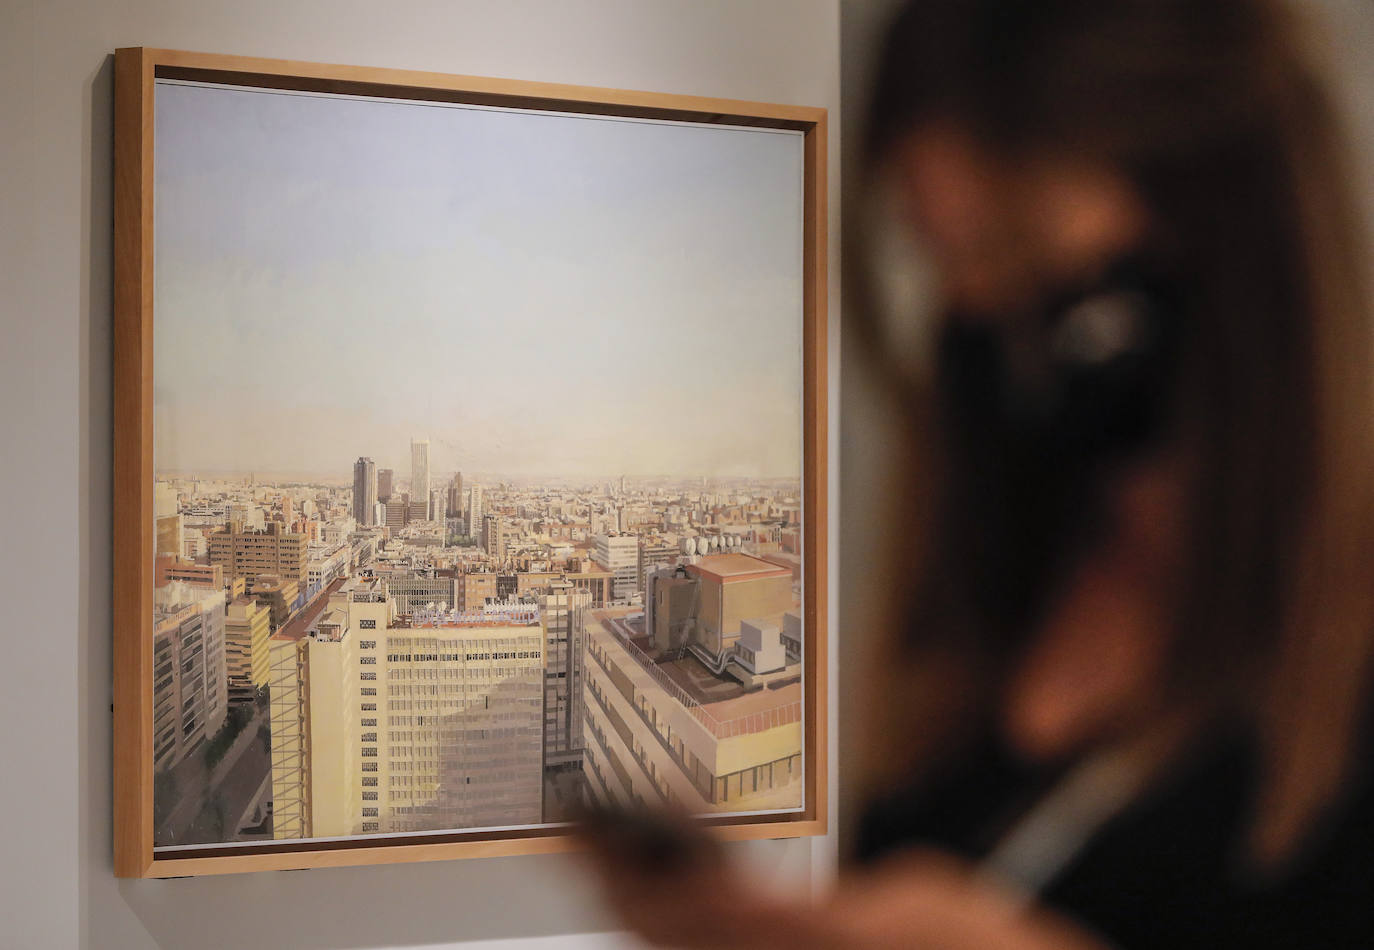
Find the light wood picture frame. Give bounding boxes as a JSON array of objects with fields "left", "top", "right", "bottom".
[{"left": 114, "top": 47, "right": 827, "bottom": 878}]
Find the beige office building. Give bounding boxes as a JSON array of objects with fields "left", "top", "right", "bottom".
[
  {"left": 457, "top": 571, "right": 497, "bottom": 611},
  {"left": 682, "top": 554, "right": 793, "bottom": 657},
  {"left": 583, "top": 552, "right": 802, "bottom": 813},
  {"left": 209, "top": 521, "right": 308, "bottom": 588},
  {"left": 582, "top": 607, "right": 802, "bottom": 813},
  {"left": 154, "top": 554, "right": 224, "bottom": 591},
  {"left": 250, "top": 573, "right": 300, "bottom": 631},
  {"left": 270, "top": 579, "right": 545, "bottom": 840}
]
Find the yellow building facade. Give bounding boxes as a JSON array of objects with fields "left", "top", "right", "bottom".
[
  {"left": 270, "top": 579, "right": 545, "bottom": 839},
  {"left": 582, "top": 607, "right": 802, "bottom": 814},
  {"left": 224, "top": 596, "right": 271, "bottom": 700}
]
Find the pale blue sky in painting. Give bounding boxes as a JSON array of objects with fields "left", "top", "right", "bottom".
[{"left": 153, "top": 80, "right": 804, "bottom": 480}]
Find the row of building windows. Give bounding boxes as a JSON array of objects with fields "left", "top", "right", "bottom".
[
  {"left": 384, "top": 666, "right": 539, "bottom": 681},
  {"left": 385, "top": 751, "right": 536, "bottom": 773},
  {"left": 383, "top": 685, "right": 540, "bottom": 700},
  {"left": 387, "top": 636, "right": 541, "bottom": 651}
]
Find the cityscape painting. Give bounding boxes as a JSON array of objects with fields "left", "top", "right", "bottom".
[{"left": 114, "top": 49, "right": 827, "bottom": 874}]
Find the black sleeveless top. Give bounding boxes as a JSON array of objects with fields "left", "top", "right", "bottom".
[{"left": 855, "top": 727, "right": 1374, "bottom": 948}]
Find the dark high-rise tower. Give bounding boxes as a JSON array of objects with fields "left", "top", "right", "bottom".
[
  {"left": 447, "top": 471, "right": 464, "bottom": 518},
  {"left": 352, "top": 457, "right": 378, "bottom": 526}
]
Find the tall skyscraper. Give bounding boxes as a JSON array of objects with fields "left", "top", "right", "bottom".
[
  {"left": 447, "top": 471, "right": 464, "bottom": 518},
  {"left": 410, "top": 438, "right": 430, "bottom": 516},
  {"left": 352, "top": 457, "right": 377, "bottom": 526},
  {"left": 468, "top": 484, "right": 484, "bottom": 538},
  {"left": 377, "top": 468, "right": 394, "bottom": 504}
]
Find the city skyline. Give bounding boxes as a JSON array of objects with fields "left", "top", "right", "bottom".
[
  {"left": 153, "top": 80, "right": 805, "bottom": 480},
  {"left": 152, "top": 464, "right": 807, "bottom": 849}
]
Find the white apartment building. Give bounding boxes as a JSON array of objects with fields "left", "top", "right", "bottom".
[
  {"left": 410, "top": 438, "right": 430, "bottom": 515},
  {"left": 307, "top": 540, "right": 351, "bottom": 596},
  {"left": 152, "top": 581, "right": 228, "bottom": 772},
  {"left": 537, "top": 582, "right": 592, "bottom": 769},
  {"left": 467, "top": 484, "right": 484, "bottom": 537},
  {"left": 593, "top": 534, "right": 639, "bottom": 603}
]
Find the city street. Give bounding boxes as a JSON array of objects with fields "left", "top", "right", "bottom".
[{"left": 155, "top": 705, "right": 270, "bottom": 847}]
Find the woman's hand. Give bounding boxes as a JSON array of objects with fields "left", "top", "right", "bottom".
[
  {"left": 579, "top": 819, "right": 1110, "bottom": 950},
  {"left": 824, "top": 852, "right": 1110, "bottom": 950}
]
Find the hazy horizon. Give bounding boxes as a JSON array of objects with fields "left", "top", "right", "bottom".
[
  {"left": 154, "top": 81, "right": 805, "bottom": 480},
  {"left": 154, "top": 466, "right": 803, "bottom": 485}
]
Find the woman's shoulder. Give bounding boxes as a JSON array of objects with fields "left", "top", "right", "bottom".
[
  {"left": 1047, "top": 723, "right": 1374, "bottom": 948},
  {"left": 855, "top": 723, "right": 1374, "bottom": 947}
]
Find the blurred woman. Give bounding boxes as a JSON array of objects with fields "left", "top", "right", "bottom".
[{"left": 583, "top": 1, "right": 1374, "bottom": 945}]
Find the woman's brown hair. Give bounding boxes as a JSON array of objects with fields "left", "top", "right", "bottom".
[{"left": 850, "top": 0, "right": 1374, "bottom": 866}]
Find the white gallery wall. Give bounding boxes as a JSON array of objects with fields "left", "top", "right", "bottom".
[{"left": 0, "top": 1, "right": 840, "bottom": 947}]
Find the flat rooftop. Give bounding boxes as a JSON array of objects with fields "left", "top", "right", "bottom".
[
  {"left": 686, "top": 553, "right": 792, "bottom": 583},
  {"left": 593, "top": 608, "right": 800, "bottom": 712}
]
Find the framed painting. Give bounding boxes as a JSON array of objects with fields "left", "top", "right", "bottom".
[{"left": 113, "top": 47, "right": 827, "bottom": 877}]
